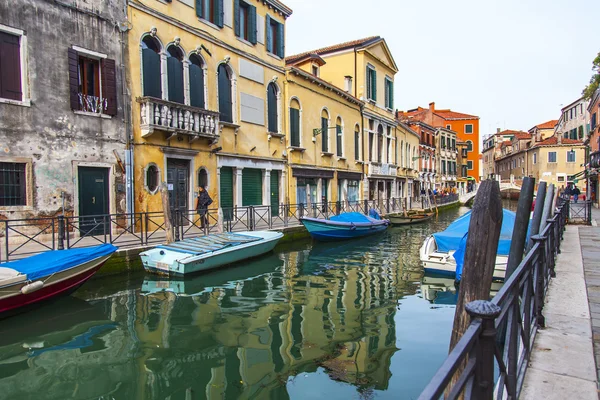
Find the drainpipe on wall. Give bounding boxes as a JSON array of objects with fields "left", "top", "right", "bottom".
[
  {"left": 120, "top": 24, "right": 135, "bottom": 222},
  {"left": 355, "top": 48, "right": 367, "bottom": 200}
]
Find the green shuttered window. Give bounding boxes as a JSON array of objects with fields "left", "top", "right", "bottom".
[
  {"left": 267, "top": 83, "right": 278, "bottom": 133},
  {"left": 235, "top": 0, "right": 257, "bottom": 44},
  {"left": 384, "top": 78, "right": 393, "bottom": 109},
  {"left": 270, "top": 170, "right": 279, "bottom": 216},
  {"left": 189, "top": 55, "right": 205, "bottom": 109},
  {"left": 290, "top": 108, "right": 300, "bottom": 147},
  {"left": 266, "top": 15, "right": 284, "bottom": 57},
  {"left": 196, "top": 0, "right": 224, "bottom": 27},
  {"left": 355, "top": 128, "right": 360, "bottom": 160},
  {"left": 367, "top": 67, "right": 376, "bottom": 101},
  {"left": 141, "top": 38, "right": 161, "bottom": 98},
  {"left": 321, "top": 117, "right": 329, "bottom": 152},
  {"left": 242, "top": 168, "right": 263, "bottom": 206},
  {"left": 336, "top": 125, "right": 342, "bottom": 157}
]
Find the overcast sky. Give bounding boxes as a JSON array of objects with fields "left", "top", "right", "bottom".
[{"left": 283, "top": 0, "right": 600, "bottom": 139}]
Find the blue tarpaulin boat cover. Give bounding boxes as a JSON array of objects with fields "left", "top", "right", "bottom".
[
  {"left": 2, "top": 244, "right": 117, "bottom": 280},
  {"left": 330, "top": 212, "right": 378, "bottom": 224}
]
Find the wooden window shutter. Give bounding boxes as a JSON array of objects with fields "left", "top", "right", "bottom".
[
  {"left": 336, "top": 125, "right": 342, "bottom": 156},
  {"left": 0, "top": 32, "right": 23, "bottom": 101},
  {"left": 321, "top": 117, "right": 328, "bottom": 152},
  {"left": 384, "top": 80, "right": 389, "bottom": 108},
  {"left": 167, "top": 57, "right": 184, "bottom": 104},
  {"left": 290, "top": 108, "right": 300, "bottom": 147},
  {"left": 266, "top": 15, "right": 272, "bottom": 53},
  {"left": 390, "top": 80, "right": 394, "bottom": 108},
  {"left": 142, "top": 48, "right": 161, "bottom": 98},
  {"left": 372, "top": 70, "right": 377, "bottom": 101},
  {"left": 355, "top": 131, "right": 360, "bottom": 160},
  {"left": 215, "top": 0, "right": 224, "bottom": 28},
  {"left": 276, "top": 22, "right": 284, "bottom": 57},
  {"left": 249, "top": 5, "right": 257, "bottom": 44},
  {"left": 195, "top": 0, "right": 203, "bottom": 18},
  {"left": 234, "top": 0, "right": 240, "bottom": 37},
  {"left": 101, "top": 58, "right": 117, "bottom": 116},
  {"left": 67, "top": 48, "right": 79, "bottom": 110}
]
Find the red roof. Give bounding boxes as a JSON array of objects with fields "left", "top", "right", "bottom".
[
  {"left": 512, "top": 132, "right": 532, "bottom": 140},
  {"left": 533, "top": 136, "right": 583, "bottom": 147},
  {"left": 286, "top": 36, "right": 381, "bottom": 64},
  {"left": 433, "top": 110, "right": 479, "bottom": 120},
  {"left": 534, "top": 120, "right": 559, "bottom": 130},
  {"left": 495, "top": 129, "right": 528, "bottom": 137}
]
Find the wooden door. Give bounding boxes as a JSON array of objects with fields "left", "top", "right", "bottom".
[
  {"left": 167, "top": 159, "right": 189, "bottom": 223},
  {"left": 78, "top": 167, "right": 109, "bottom": 235}
]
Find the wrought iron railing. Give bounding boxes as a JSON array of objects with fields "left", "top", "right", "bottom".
[
  {"left": 418, "top": 200, "right": 569, "bottom": 399},
  {"left": 2, "top": 197, "right": 444, "bottom": 262}
]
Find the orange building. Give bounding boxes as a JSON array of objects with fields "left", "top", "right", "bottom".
[{"left": 399, "top": 102, "right": 481, "bottom": 181}]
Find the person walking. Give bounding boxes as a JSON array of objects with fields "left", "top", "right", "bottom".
[
  {"left": 573, "top": 185, "right": 581, "bottom": 203},
  {"left": 196, "top": 186, "right": 213, "bottom": 229}
]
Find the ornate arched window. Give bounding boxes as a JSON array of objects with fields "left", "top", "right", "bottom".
[
  {"left": 321, "top": 109, "right": 329, "bottom": 152},
  {"left": 289, "top": 98, "right": 301, "bottom": 147},
  {"left": 166, "top": 45, "right": 184, "bottom": 103},
  {"left": 189, "top": 53, "right": 205, "bottom": 109},
  {"left": 141, "top": 36, "right": 162, "bottom": 98},
  {"left": 218, "top": 64, "right": 233, "bottom": 123}
]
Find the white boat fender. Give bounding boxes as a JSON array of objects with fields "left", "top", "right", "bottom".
[{"left": 21, "top": 281, "right": 44, "bottom": 294}]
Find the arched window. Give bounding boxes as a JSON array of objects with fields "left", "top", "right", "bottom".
[
  {"left": 166, "top": 45, "right": 184, "bottom": 103},
  {"left": 189, "top": 54, "right": 205, "bottom": 109},
  {"left": 321, "top": 109, "right": 329, "bottom": 152},
  {"left": 400, "top": 141, "right": 404, "bottom": 167},
  {"left": 290, "top": 98, "right": 301, "bottom": 147},
  {"left": 267, "top": 82, "right": 278, "bottom": 133},
  {"left": 354, "top": 124, "right": 360, "bottom": 160},
  {"left": 466, "top": 140, "right": 473, "bottom": 152},
  {"left": 197, "top": 168, "right": 208, "bottom": 188},
  {"left": 218, "top": 64, "right": 233, "bottom": 123},
  {"left": 336, "top": 117, "right": 343, "bottom": 157},
  {"left": 145, "top": 163, "right": 159, "bottom": 194},
  {"left": 141, "top": 36, "right": 162, "bottom": 98},
  {"left": 377, "top": 125, "right": 384, "bottom": 163}
]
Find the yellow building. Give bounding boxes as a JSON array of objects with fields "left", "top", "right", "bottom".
[
  {"left": 127, "top": 0, "right": 292, "bottom": 218},
  {"left": 286, "top": 37, "right": 400, "bottom": 203},
  {"left": 526, "top": 136, "right": 586, "bottom": 189},
  {"left": 283, "top": 56, "right": 364, "bottom": 206},
  {"left": 396, "top": 122, "right": 421, "bottom": 199}
]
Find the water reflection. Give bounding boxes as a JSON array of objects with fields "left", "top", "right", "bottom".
[{"left": 0, "top": 206, "right": 478, "bottom": 399}]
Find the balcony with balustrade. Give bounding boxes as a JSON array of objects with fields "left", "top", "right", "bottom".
[{"left": 138, "top": 97, "right": 220, "bottom": 143}]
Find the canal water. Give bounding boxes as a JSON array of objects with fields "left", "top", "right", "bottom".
[{"left": 0, "top": 203, "right": 516, "bottom": 399}]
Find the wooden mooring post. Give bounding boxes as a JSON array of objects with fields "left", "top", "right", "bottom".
[
  {"left": 160, "top": 182, "right": 175, "bottom": 244},
  {"left": 447, "top": 179, "right": 503, "bottom": 395}
]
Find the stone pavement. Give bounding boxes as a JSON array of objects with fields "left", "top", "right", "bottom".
[{"left": 521, "top": 225, "right": 598, "bottom": 399}]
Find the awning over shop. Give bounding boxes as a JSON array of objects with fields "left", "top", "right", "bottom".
[
  {"left": 337, "top": 171, "right": 363, "bottom": 180},
  {"left": 292, "top": 167, "right": 335, "bottom": 179}
]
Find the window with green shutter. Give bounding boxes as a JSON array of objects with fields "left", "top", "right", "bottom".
[
  {"left": 321, "top": 116, "right": 329, "bottom": 152},
  {"left": 270, "top": 170, "right": 279, "bottom": 216},
  {"left": 336, "top": 124, "right": 342, "bottom": 157},
  {"left": 290, "top": 107, "right": 300, "bottom": 147},
  {"left": 219, "top": 167, "right": 234, "bottom": 221},
  {"left": 367, "top": 67, "right": 377, "bottom": 101},
  {"left": 267, "top": 83, "right": 278, "bottom": 133},
  {"left": 189, "top": 54, "right": 205, "bottom": 109},
  {"left": 235, "top": 0, "right": 257, "bottom": 44},
  {"left": 166, "top": 46, "right": 184, "bottom": 104},
  {"left": 385, "top": 78, "right": 393, "bottom": 109},
  {"left": 266, "top": 15, "right": 284, "bottom": 57},
  {"left": 197, "top": 0, "right": 224, "bottom": 27},
  {"left": 141, "top": 36, "right": 161, "bottom": 98},
  {"left": 354, "top": 125, "right": 360, "bottom": 160}
]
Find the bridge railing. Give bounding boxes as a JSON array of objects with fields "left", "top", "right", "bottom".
[{"left": 418, "top": 200, "right": 568, "bottom": 399}]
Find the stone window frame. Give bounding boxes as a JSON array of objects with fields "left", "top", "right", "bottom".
[
  {"left": 0, "top": 23, "right": 30, "bottom": 107},
  {"left": 0, "top": 156, "right": 33, "bottom": 211}
]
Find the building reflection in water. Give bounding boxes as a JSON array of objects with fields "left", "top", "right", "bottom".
[{"left": 0, "top": 231, "right": 430, "bottom": 399}]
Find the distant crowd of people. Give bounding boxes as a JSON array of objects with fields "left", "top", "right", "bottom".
[{"left": 560, "top": 183, "right": 583, "bottom": 203}]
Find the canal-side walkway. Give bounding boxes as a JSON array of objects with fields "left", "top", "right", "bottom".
[{"left": 521, "top": 225, "right": 598, "bottom": 399}]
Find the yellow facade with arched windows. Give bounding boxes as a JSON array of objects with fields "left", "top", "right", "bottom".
[
  {"left": 283, "top": 67, "right": 364, "bottom": 208},
  {"left": 127, "top": 0, "right": 292, "bottom": 219}
]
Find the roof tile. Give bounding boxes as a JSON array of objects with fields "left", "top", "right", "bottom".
[{"left": 286, "top": 36, "right": 380, "bottom": 64}]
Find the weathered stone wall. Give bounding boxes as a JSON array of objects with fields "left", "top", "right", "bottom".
[{"left": 0, "top": 0, "right": 128, "bottom": 220}]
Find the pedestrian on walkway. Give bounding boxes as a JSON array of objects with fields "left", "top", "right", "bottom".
[
  {"left": 573, "top": 185, "right": 581, "bottom": 203},
  {"left": 196, "top": 185, "right": 213, "bottom": 228}
]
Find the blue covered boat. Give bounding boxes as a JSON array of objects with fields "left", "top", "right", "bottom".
[
  {"left": 300, "top": 212, "right": 390, "bottom": 241},
  {"left": 419, "top": 209, "right": 518, "bottom": 280},
  {"left": 0, "top": 244, "right": 117, "bottom": 317}
]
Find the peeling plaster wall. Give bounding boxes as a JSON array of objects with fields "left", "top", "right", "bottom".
[{"left": 0, "top": 0, "right": 128, "bottom": 220}]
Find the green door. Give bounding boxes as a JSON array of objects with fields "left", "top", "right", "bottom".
[
  {"left": 270, "top": 170, "right": 279, "bottom": 216},
  {"left": 220, "top": 167, "right": 234, "bottom": 221},
  {"left": 78, "top": 167, "right": 109, "bottom": 235},
  {"left": 242, "top": 168, "right": 263, "bottom": 206}
]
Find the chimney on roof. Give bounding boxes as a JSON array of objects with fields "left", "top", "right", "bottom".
[
  {"left": 429, "top": 102, "right": 435, "bottom": 112},
  {"left": 344, "top": 76, "right": 353, "bottom": 94},
  {"left": 557, "top": 134, "right": 562, "bottom": 144},
  {"left": 496, "top": 128, "right": 501, "bottom": 133}
]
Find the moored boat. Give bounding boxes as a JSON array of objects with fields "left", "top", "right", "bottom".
[
  {"left": 386, "top": 212, "right": 434, "bottom": 225},
  {"left": 419, "top": 209, "right": 518, "bottom": 280},
  {"left": 139, "top": 231, "right": 283, "bottom": 276},
  {"left": 300, "top": 212, "right": 389, "bottom": 241},
  {"left": 0, "top": 244, "right": 117, "bottom": 318}
]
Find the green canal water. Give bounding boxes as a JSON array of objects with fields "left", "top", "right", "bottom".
[{"left": 0, "top": 204, "right": 516, "bottom": 399}]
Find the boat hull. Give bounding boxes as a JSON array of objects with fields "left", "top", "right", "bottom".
[
  {"left": 0, "top": 254, "right": 112, "bottom": 318},
  {"left": 140, "top": 231, "right": 283, "bottom": 276},
  {"left": 300, "top": 218, "right": 389, "bottom": 241},
  {"left": 420, "top": 236, "right": 507, "bottom": 280},
  {"left": 387, "top": 212, "right": 434, "bottom": 225}
]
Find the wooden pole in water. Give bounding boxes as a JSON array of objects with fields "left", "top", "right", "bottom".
[
  {"left": 527, "top": 182, "right": 547, "bottom": 251},
  {"left": 505, "top": 177, "right": 535, "bottom": 278},
  {"left": 160, "top": 182, "right": 175, "bottom": 244},
  {"left": 447, "top": 179, "right": 502, "bottom": 395},
  {"left": 539, "top": 184, "right": 555, "bottom": 234}
]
